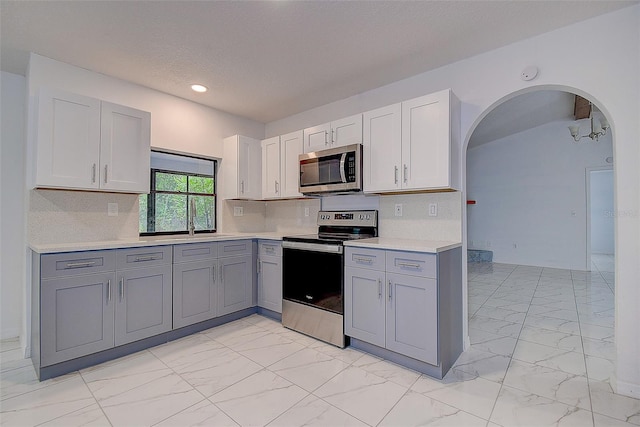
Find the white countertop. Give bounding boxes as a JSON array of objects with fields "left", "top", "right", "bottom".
[
  {"left": 343, "top": 237, "right": 462, "bottom": 253},
  {"left": 30, "top": 232, "right": 286, "bottom": 254}
]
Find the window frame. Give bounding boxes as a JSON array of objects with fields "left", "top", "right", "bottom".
[{"left": 140, "top": 157, "right": 217, "bottom": 236}]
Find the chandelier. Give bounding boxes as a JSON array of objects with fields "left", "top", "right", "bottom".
[{"left": 568, "top": 111, "right": 610, "bottom": 143}]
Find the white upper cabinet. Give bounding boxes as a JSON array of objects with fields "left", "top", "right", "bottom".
[
  {"left": 100, "top": 102, "right": 151, "bottom": 193},
  {"left": 279, "top": 130, "right": 303, "bottom": 198},
  {"left": 402, "top": 90, "right": 459, "bottom": 191},
  {"left": 34, "top": 89, "right": 150, "bottom": 193},
  {"left": 35, "top": 90, "right": 102, "bottom": 190},
  {"left": 303, "top": 114, "right": 362, "bottom": 153},
  {"left": 363, "top": 103, "right": 402, "bottom": 192},
  {"left": 261, "top": 131, "right": 304, "bottom": 199},
  {"left": 363, "top": 89, "right": 460, "bottom": 193},
  {"left": 261, "top": 136, "right": 281, "bottom": 199},
  {"left": 222, "top": 135, "right": 261, "bottom": 200}
]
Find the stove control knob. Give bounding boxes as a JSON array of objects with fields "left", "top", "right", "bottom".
[{"left": 367, "top": 215, "right": 371, "bottom": 220}]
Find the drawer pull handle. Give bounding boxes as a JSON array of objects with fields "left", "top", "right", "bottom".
[
  {"left": 92, "top": 164, "right": 97, "bottom": 183},
  {"left": 378, "top": 279, "right": 382, "bottom": 299},
  {"left": 212, "top": 265, "right": 216, "bottom": 283},
  {"left": 388, "top": 280, "right": 392, "bottom": 301},
  {"left": 104, "top": 165, "right": 109, "bottom": 184},
  {"left": 354, "top": 256, "right": 373, "bottom": 264},
  {"left": 134, "top": 256, "right": 157, "bottom": 262},
  {"left": 119, "top": 278, "right": 124, "bottom": 301},
  {"left": 403, "top": 164, "right": 408, "bottom": 183},
  {"left": 265, "top": 247, "right": 275, "bottom": 253},
  {"left": 394, "top": 166, "right": 398, "bottom": 184},
  {"left": 65, "top": 261, "right": 96, "bottom": 269},
  {"left": 107, "top": 279, "right": 111, "bottom": 303},
  {"left": 398, "top": 262, "right": 421, "bottom": 269}
]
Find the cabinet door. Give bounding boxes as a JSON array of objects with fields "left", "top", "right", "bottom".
[
  {"left": 345, "top": 267, "right": 386, "bottom": 348},
  {"left": 303, "top": 123, "right": 330, "bottom": 153},
  {"left": 35, "top": 89, "right": 101, "bottom": 190},
  {"left": 115, "top": 265, "right": 172, "bottom": 346},
  {"left": 331, "top": 114, "right": 362, "bottom": 148},
  {"left": 173, "top": 260, "right": 217, "bottom": 329},
  {"left": 261, "top": 136, "right": 281, "bottom": 199},
  {"left": 100, "top": 102, "right": 151, "bottom": 193},
  {"left": 280, "top": 130, "right": 303, "bottom": 198},
  {"left": 217, "top": 255, "right": 253, "bottom": 316},
  {"left": 41, "top": 272, "right": 115, "bottom": 366},
  {"left": 386, "top": 272, "right": 438, "bottom": 365},
  {"left": 363, "top": 104, "right": 401, "bottom": 192},
  {"left": 237, "top": 135, "right": 262, "bottom": 199},
  {"left": 401, "top": 91, "right": 451, "bottom": 190},
  {"left": 258, "top": 254, "right": 282, "bottom": 313}
]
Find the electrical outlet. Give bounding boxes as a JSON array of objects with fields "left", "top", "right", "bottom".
[
  {"left": 107, "top": 203, "right": 118, "bottom": 217},
  {"left": 428, "top": 203, "right": 438, "bottom": 217},
  {"left": 304, "top": 207, "right": 310, "bottom": 217},
  {"left": 233, "top": 206, "right": 244, "bottom": 217},
  {"left": 394, "top": 204, "right": 403, "bottom": 217}
]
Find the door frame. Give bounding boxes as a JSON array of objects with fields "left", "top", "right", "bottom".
[{"left": 585, "top": 165, "right": 614, "bottom": 270}]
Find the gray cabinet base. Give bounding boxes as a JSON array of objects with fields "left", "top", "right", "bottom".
[
  {"left": 36, "top": 307, "right": 257, "bottom": 381},
  {"left": 257, "top": 307, "right": 282, "bottom": 322},
  {"left": 350, "top": 338, "right": 451, "bottom": 380}
]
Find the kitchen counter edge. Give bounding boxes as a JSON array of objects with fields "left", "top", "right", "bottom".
[
  {"left": 30, "top": 232, "right": 286, "bottom": 254},
  {"left": 343, "top": 238, "right": 462, "bottom": 253}
]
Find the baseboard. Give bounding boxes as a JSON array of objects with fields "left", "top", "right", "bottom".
[
  {"left": 616, "top": 378, "right": 640, "bottom": 399},
  {"left": 1, "top": 328, "right": 21, "bottom": 341}
]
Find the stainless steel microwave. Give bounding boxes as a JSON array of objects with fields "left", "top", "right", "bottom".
[{"left": 299, "top": 144, "right": 362, "bottom": 195}]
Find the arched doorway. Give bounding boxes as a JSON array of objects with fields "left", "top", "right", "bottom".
[{"left": 461, "top": 86, "right": 616, "bottom": 399}]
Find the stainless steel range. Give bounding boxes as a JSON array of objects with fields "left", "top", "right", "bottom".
[{"left": 282, "top": 210, "right": 378, "bottom": 347}]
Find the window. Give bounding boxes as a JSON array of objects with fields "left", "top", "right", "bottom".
[{"left": 140, "top": 151, "right": 217, "bottom": 235}]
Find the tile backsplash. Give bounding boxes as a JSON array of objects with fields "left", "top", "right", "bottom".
[
  {"left": 28, "top": 190, "right": 461, "bottom": 245},
  {"left": 28, "top": 189, "right": 139, "bottom": 245}
]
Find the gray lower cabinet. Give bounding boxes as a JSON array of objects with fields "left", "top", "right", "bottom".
[
  {"left": 257, "top": 240, "right": 282, "bottom": 313},
  {"left": 345, "top": 246, "right": 461, "bottom": 375},
  {"left": 40, "top": 271, "right": 116, "bottom": 366},
  {"left": 115, "top": 264, "right": 172, "bottom": 346},
  {"left": 172, "top": 242, "right": 218, "bottom": 329},
  {"left": 386, "top": 272, "right": 438, "bottom": 364},
  {"left": 36, "top": 246, "right": 172, "bottom": 368},
  {"left": 218, "top": 254, "right": 253, "bottom": 316},
  {"left": 344, "top": 267, "right": 385, "bottom": 347}
]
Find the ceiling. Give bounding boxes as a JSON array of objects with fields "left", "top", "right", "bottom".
[
  {"left": 1, "top": 1, "right": 636, "bottom": 123},
  {"left": 468, "top": 91, "right": 576, "bottom": 149}
]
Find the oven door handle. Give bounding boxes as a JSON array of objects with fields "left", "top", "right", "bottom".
[{"left": 282, "top": 240, "right": 343, "bottom": 254}]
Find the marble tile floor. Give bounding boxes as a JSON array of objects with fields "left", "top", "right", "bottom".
[{"left": 2, "top": 261, "right": 639, "bottom": 426}]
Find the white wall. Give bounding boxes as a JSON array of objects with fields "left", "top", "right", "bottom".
[
  {"left": 590, "top": 169, "right": 615, "bottom": 255},
  {"left": 266, "top": 6, "right": 640, "bottom": 397},
  {"left": 1, "top": 71, "right": 26, "bottom": 339},
  {"left": 467, "top": 119, "right": 613, "bottom": 270}
]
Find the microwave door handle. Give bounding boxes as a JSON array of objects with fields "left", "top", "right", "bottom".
[{"left": 340, "top": 153, "right": 347, "bottom": 183}]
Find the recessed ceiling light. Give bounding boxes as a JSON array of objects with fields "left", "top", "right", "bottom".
[{"left": 191, "top": 84, "right": 208, "bottom": 93}]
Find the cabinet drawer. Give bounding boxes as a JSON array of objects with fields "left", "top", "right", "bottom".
[
  {"left": 41, "top": 250, "right": 115, "bottom": 279},
  {"left": 173, "top": 242, "right": 218, "bottom": 263},
  {"left": 116, "top": 246, "right": 172, "bottom": 269},
  {"left": 386, "top": 250, "right": 436, "bottom": 278},
  {"left": 259, "top": 241, "right": 282, "bottom": 257},
  {"left": 345, "top": 247, "right": 385, "bottom": 271},
  {"left": 218, "top": 240, "right": 252, "bottom": 258}
]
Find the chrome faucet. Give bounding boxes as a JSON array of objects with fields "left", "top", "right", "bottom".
[{"left": 188, "top": 198, "right": 196, "bottom": 236}]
